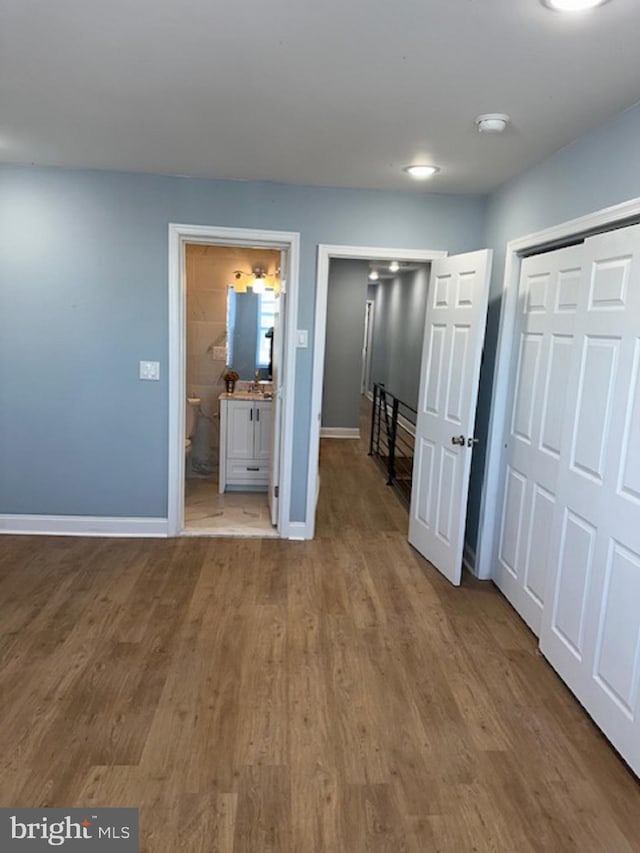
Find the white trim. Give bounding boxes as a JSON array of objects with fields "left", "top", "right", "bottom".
[
  {"left": 285, "top": 521, "right": 309, "bottom": 540},
  {"left": 0, "top": 515, "right": 168, "bottom": 537},
  {"left": 476, "top": 194, "right": 640, "bottom": 581},
  {"left": 320, "top": 427, "right": 360, "bottom": 439},
  {"left": 168, "top": 223, "right": 300, "bottom": 539},
  {"left": 307, "top": 244, "right": 447, "bottom": 539}
]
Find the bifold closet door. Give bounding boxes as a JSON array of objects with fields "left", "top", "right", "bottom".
[
  {"left": 540, "top": 224, "right": 640, "bottom": 777},
  {"left": 493, "top": 245, "right": 583, "bottom": 635}
]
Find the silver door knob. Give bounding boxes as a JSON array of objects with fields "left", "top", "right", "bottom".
[
  {"left": 467, "top": 437, "right": 479, "bottom": 447},
  {"left": 451, "top": 435, "right": 465, "bottom": 445}
]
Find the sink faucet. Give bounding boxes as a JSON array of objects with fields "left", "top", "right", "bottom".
[{"left": 251, "top": 370, "right": 261, "bottom": 392}]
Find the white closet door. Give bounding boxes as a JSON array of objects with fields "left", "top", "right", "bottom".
[
  {"left": 540, "top": 224, "right": 640, "bottom": 777},
  {"left": 494, "top": 246, "right": 583, "bottom": 635}
]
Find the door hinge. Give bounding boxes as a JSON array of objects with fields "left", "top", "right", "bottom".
[{"left": 274, "top": 485, "right": 279, "bottom": 498}]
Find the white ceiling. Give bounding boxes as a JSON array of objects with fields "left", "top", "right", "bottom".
[{"left": 1, "top": 0, "right": 639, "bottom": 194}]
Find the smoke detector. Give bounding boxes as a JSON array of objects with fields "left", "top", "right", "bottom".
[{"left": 475, "top": 113, "right": 510, "bottom": 134}]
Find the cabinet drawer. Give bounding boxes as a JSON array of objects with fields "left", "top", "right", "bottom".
[{"left": 225, "top": 460, "right": 269, "bottom": 483}]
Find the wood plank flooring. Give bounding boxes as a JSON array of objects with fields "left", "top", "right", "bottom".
[{"left": 1, "top": 426, "right": 639, "bottom": 851}]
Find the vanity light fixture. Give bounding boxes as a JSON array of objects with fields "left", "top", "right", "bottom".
[
  {"left": 541, "top": 0, "right": 608, "bottom": 10},
  {"left": 368, "top": 270, "right": 380, "bottom": 281},
  {"left": 403, "top": 164, "right": 440, "bottom": 180},
  {"left": 231, "top": 267, "right": 280, "bottom": 294},
  {"left": 389, "top": 261, "right": 400, "bottom": 273}
]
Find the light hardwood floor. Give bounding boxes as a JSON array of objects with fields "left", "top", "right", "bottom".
[{"left": 1, "top": 425, "right": 639, "bottom": 851}]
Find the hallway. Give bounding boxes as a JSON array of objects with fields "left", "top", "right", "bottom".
[{"left": 0, "top": 432, "right": 638, "bottom": 851}]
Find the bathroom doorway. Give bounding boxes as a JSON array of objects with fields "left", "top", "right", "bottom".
[
  {"left": 183, "top": 244, "right": 280, "bottom": 535},
  {"left": 167, "top": 224, "right": 300, "bottom": 538}
]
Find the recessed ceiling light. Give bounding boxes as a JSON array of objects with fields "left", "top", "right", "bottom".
[
  {"left": 542, "top": 0, "right": 608, "bottom": 11},
  {"left": 403, "top": 164, "right": 440, "bottom": 180},
  {"left": 389, "top": 261, "right": 400, "bottom": 273},
  {"left": 368, "top": 270, "right": 380, "bottom": 281}
]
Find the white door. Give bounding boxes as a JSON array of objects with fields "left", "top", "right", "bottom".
[
  {"left": 268, "top": 253, "right": 286, "bottom": 526},
  {"left": 409, "top": 250, "right": 492, "bottom": 585},
  {"left": 540, "top": 224, "right": 640, "bottom": 776},
  {"left": 494, "top": 245, "right": 583, "bottom": 635}
]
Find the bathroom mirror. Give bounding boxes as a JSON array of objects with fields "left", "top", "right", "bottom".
[{"left": 226, "top": 286, "right": 276, "bottom": 380}]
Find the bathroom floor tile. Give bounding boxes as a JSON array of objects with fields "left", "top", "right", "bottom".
[{"left": 184, "top": 478, "right": 277, "bottom": 537}]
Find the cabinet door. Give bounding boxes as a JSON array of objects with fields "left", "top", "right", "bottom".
[
  {"left": 254, "top": 401, "right": 272, "bottom": 461},
  {"left": 226, "top": 401, "right": 255, "bottom": 459}
]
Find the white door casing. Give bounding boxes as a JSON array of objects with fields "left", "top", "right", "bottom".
[
  {"left": 167, "top": 223, "right": 300, "bottom": 538},
  {"left": 539, "top": 224, "right": 640, "bottom": 777},
  {"left": 494, "top": 245, "right": 583, "bottom": 635},
  {"left": 268, "top": 255, "right": 286, "bottom": 526},
  {"left": 409, "top": 250, "right": 492, "bottom": 585}
]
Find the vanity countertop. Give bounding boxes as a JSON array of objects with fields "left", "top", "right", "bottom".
[{"left": 219, "top": 391, "right": 273, "bottom": 402}]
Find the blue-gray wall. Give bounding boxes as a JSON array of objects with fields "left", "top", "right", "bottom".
[
  {"left": 0, "top": 165, "right": 485, "bottom": 520},
  {"left": 466, "top": 101, "right": 640, "bottom": 552},
  {"left": 322, "top": 259, "right": 369, "bottom": 429},
  {"left": 370, "top": 266, "right": 429, "bottom": 411}
]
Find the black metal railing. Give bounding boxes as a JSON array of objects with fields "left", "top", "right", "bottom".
[{"left": 368, "top": 383, "right": 417, "bottom": 502}]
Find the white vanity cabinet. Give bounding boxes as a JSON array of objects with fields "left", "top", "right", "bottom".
[{"left": 219, "top": 395, "right": 272, "bottom": 492}]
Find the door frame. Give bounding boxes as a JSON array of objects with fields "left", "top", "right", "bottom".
[
  {"left": 475, "top": 195, "right": 640, "bottom": 580},
  {"left": 167, "top": 223, "right": 300, "bottom": 538},
  {"left": 308, "top": 244, "right": 447, "bottom": 539},
  {"left": 361, "top": 298, "right": 375, "bottom": 395}
]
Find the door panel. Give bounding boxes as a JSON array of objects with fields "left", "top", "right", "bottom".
[
  {"left": 493, "top": 245, "right": 583, "bottom": 635},
  {"left": 408, "top": 250, "right": 492, "bottom": 585},
  {"left": 540, "top": 223, "right": 640, "bottom": 777}
]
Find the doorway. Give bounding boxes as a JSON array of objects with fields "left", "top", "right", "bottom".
[
  {"left": 310, "top": 244, "right": 492, "bottom": 585},
  {"left": 168, "top": 224, "right": 300, "bottom": 538}
]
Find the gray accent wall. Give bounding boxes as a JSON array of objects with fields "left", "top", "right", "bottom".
[
  {"left": 370, "top": 266, "right": 429, "bottom": 412},
  {"left": 0, "top": 165, "right": 485, "bottom": 521},
  {"left": 465, "top": 101, "right": 640, "bottom": 554},
  {"left": 321, "top": 259, "right": 369, "bottom": 429}
]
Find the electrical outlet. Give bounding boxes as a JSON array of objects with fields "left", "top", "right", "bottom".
[
  {"left": 139, "top": 360, "right": 160, "bottom": 380},
  {"left": 296, "top": 329, "right": 308, "bottom": 348}
]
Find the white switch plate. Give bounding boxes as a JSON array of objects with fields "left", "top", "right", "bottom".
[
  {"left": 296, "top": 329, "right": 308, "bottom": 348},
  {"left": 139, "top": 360, "right": 160, "bottom": 380}
]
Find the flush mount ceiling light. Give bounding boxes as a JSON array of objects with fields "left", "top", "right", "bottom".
[
  {"left": 389, "top": 261, "right": 400, "bottom": 273},
  {"left": 542, "top": 0, "right": 609, "bottom": 10},
  {"left": 475, "top": 113, "right": 510, "bottom": 134},
  {"left": 368, "top": 270, "right": 380, "bottom": 281},
  {"left": 403, "top": 164, "right": 440, "bottom": 180}
]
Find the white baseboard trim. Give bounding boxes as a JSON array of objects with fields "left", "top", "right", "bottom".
[
  {"left": 286, "top": 520, "right": 312, "bottom": 541},
  {"left": 463, "top": 542, "right": 477, "bottom": 576},
  {"left": 320, "top": 427, "right": 360, "bottom": 439},
  {"left": 0, "top": 515, "right": 170, "bottom": 537}
]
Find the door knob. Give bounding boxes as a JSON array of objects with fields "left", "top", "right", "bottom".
[{"left": 451, "top": 435, "right": 465, "bottom": 446}]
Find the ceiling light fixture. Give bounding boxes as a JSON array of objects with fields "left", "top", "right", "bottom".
[
  {"left": 542, "top": 0, "right": 608, "bottom": 10},
  {"left": 368, "top": 270, "right": 380, "bottom": 281},
  {"left": 475, "top": 113, "right": 510, "bottom": 134},
  {"left": 403, "top": 164, "right": 440, "bottom": 180},
  {"left": 389, "top": 261, "right": 400, "bottom": 273}
]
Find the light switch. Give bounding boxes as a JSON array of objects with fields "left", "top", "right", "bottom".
[
  {"left": 139, "top": 360, "right": 160, "bottom": 381},
  {"left": 296, "top": 329, "right": 308, "bottom": 348}
]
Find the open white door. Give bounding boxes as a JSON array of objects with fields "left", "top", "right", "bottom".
[
  {"left": 268, "top": 252, "right": 287, "bottom": 526},
  {"left": 409, "top": 249, "right": 492, "bottom": 585}
]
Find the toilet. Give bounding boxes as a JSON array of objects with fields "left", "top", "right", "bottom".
[{"left": 185, "top": 396, "right": 201, "bottom": 458}]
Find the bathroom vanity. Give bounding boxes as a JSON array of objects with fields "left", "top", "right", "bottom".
[{"left": 218, "top": 393, "right": 272, "bottom": 493}]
